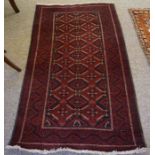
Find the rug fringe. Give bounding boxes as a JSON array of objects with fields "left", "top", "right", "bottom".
[
  {"left": 35, "top": 3, "right": 113, "bottom": 6},
  {"left": 6, "top": 145, "right": 148, "bottom": 155}
]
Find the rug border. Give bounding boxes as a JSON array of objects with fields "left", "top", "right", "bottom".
[
  {"left": 9, "top": 5, "right": 43, "bottom": 144},
  {"left": 110, "top": 5, "right": 146, "bottom": 146}
]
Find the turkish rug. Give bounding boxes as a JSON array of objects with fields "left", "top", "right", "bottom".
[
  {"left": 9, "top": 4, "right": 145, "bottom": 152},
  {"left": 129, "top": 9, "right": 150, "bottom": 61}
]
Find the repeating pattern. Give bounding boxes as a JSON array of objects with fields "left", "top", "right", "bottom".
[{"left": 44, "top": 12, "right": 112, "bottom": 129}]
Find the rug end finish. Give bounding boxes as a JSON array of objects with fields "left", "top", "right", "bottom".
[{"left": 6, "top": 145, "right": 149, "bottom": 155}]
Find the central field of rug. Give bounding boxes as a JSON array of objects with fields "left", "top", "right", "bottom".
[{"left": 10, "top": 3, "right": 145, "bottom": 152}]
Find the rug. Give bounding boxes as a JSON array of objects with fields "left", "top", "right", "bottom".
[
  {"left": 129, "top": 9, "right": 150, "bottom": 60},
  {"left": 9, "top": 4, "right": 145, "bottom": 153}
]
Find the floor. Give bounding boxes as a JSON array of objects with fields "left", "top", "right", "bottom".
[{"left": 4, "top": 0, "right": 150, "bottom": 154}]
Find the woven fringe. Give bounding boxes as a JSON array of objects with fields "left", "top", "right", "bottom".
[
  {"left": 35, "top": 3, "right": 113, "bottom": 7},
  {"left": 6, "top": 145, "right": 148, "bottom": 155}
]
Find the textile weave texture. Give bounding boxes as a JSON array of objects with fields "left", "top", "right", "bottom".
[
  {"left": 129, "top": 9, "right": 150, "bottom": 60},
  {"left": 10, "top": 4, "right": 145, "bottom": 152}
]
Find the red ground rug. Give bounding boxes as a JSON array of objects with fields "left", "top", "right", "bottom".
[{"left": 10, "top": 3, "right": 145, "bottom": 152}]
